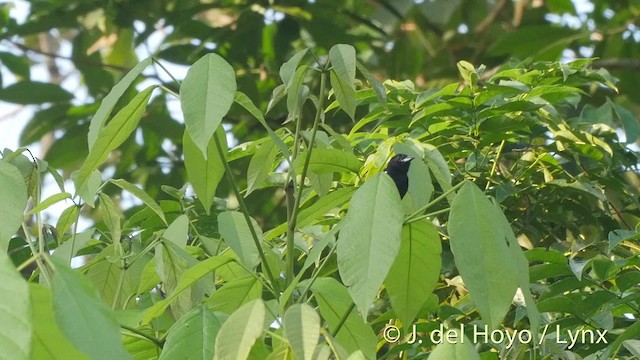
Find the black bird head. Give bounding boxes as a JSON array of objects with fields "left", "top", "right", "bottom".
[{"left": 385, "top": 154, "right": 414, "bottom": 198}]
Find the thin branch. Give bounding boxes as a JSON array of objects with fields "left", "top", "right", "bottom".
[
  {"left": 214, "top": 134, "right": 280, "bottom": 294},
  {"left": 475, "top": 0, "right": 509, "bottom": 33},
  {"left": 593, "top": 58, "right": 640, "bottom": 71}
]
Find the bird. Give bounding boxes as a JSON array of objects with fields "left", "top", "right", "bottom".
[{"left": 385, "top": 154, "right": 414, "bottom": 198}]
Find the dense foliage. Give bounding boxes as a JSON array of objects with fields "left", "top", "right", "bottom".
[
  {"left": 1, "top": 1, "right": 640, "bottom": 359},
  {"left": 2, "top": 46, "right": 640, "bottom": 359}
]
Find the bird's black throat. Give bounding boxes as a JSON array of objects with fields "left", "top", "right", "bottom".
[{"left": 385, "top": 154, "right": 414, "bottom": 198}]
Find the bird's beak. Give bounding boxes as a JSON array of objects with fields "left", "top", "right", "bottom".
[{"left": 400, "top": 156, "right": 414, "bottom": 163}]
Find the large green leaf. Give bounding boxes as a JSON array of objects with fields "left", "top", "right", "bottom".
[
  {"left": 385, "top": 219, "right": 441, "bottom": 326},
  {"left": 310, "top": 278, "right": 376, "bottom": 359},
  {"left": 329, "top": 70, "right": 357, "bottom": 121},
  {"left": 610, "top": 101, "right": 640, "bottom": 144},
  {"left": 154, "top": 241, "right": 193, "bottom": 320},
  {"left": 329, "top": 44, "right": 357, "bottom": 120},
  {"left": 279, "top": 48, "right": 308, "bottom": 87},
  {"left": 162, "top": 214, "right": 189, "bottom": 249},
  {"left": 0, "top": 251, "right": 31, "bottom": 360},
  {"left": 447, "top": 181, "right": 519, "bottom": 329},
  {"left": 51, "top": 257, "right": 131, "bottom": 360},
  {"left": 293, "top": 148, "right": 361, "bottom": 174},
  {"left": 183, "top": 128, "right": 226, "bottom": 214},
  {"left": 159, "top": 306, "right": 226, "bottom": 360},
  {"left": 215, "top": 299, "right": 265, "bottom": 360},
  {"left": 98, "top": 194, "right": 122, "bottom": 248},
  {"left": 73, "top": 86, "right": 156, "bottom": 196},
  {"left": 246, "top": 138, "right": 279, "bottom": 196},
  {"left": 0, "top": 160, "right": 28, "bottom": 251},
  {"left": 286, "top": 65, "right": 309, "bottom": 122},
  {"left": 493, "top": 202, "right": 541, "bottom": 337},
  {"left": 87, "top": 57, "right": 152, "bottom": 148},
  {"left": 206, "top": 275, "right": 262, "bottom": 314},
  {"left": 29, "top": 284, "right": 89, "bottom": 360},
  {"left": 0, "top": 81, "right": 72, "bottom": 104},
  {"left": 337, "top": 173, "right": 404, "bottom": 317},
  {"left": 283, "top": 304, "right": 320, "bottom": 360},
  {"left": 217, "top": 211, "right": 262, "bottom": 268},
  {"left": 329, "top": 44, "right": 356, "bottom": 85},
  {"left": 181, "top": 53, "right": 236, "bottom": 157}
]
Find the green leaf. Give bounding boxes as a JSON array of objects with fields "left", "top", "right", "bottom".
[
  {"left": 206, "top": 275, "right": 262, "bottom": 314},
  {"left": 293, "top": 148, "right": 361, "bottom": 174},
  {"left": 247, "top": 139, "right": 279, "bottom": 196},
  {"left": 608, "top": 230, "right": 637, "bottom": 253},
  {"left": 0, "top": 160, "right": 28, "bottom": 251},
  {"left": 234, "top": 92, "right": 291, "bottom": 164},
  {"left": 286, "top": 65, "right": 309, "bottom": 122},
  {"left": 427, "top": 329, "right": 480, "bottom": 360},
  {"left": 610, "top": 101, "right": 640, "bottom": 143},
  {"left": 0, "top": 251, "right": 31, "bottom": 360},
  {"left": 218, "top": 211, "right": 262, "bottom": 268},
  {"left": 155, "top": 241, "right": 193, "bottom": 320},
  {"left": 385, "top": 220, "right": 441, "bottom": 326},
  {"left": 215, "top": 299, "right": 265, "bottom": 360},
  {"left": 329, "top": 44, "right": 357, "bottom": 120},
  {"left": 279, "top": 48, "right": 308, "bottom": 86},
  {"left": 447, "top": 181, "right": 519, "bottom": 330},
  {"left": 423, "top": 145, "right": 454, "bottom": 203},
  {"left": 181, "top": 53, "right": 236, "bottom": 157},
  {"left": 527, "top": 85, "right": 586, "bottom": 98},
  {"left": 356, "top": 61, "right": 386, "bottom": 105},
  {"left": 410, "top": 103, "right": 456, "bottom": 126},
  {"left": 98, "top": 194, "right": 122, "bottom": 247},
  {"left": 87, "top": 57, "right": 152, "bottom": 148},
  {"left": 29, "top": 284, "right": 89, "bottom": 360},
  {"left": 415, "top": 83, "right": 459, "bottom": 108},
  {"left": 163, "top": 214, "right": 190, "bottom": 249},
  {"left": 329, "top": 70, "right": 357, "bottom": 120},
  {"left": 51, "top": 256, "right": 132, "bottom": 360},
  {"left": 110, "top": 179, "right": 167, "bottom": 225},
  {"left": 55, "top": 204, "right": 79, "bottom": 236},
  {"left": 72, "top": 169, "right": 101, "bottom": 208},
  {"left": 310, "top": 278, "right": 376, "bottom": 359},
  {"left": 159, "top": 305, "right": 225, "bottom": 360},
  {"left": 493, "top": 202, "right": 540, "bottom": 338},
  {"left": 142, "top": 255, "right": 232, "bottom": 324},
  {"left": 406, "top": 155, "right": 433, "bottom": 210},
  {"left": 183, "top": 128, "right": 226, "bottom": 214},
  {"left": 0, "top": 52, "right": 30, "bottom": 79},
  {"left": 283, "top": 304, "right": 319, "bottom": 360},
  {"left": 25, "top": 192, "right": 71, "bottom": 216},
  {"left": 265, "top": 187, "right": 355, "bottom": 240},
  {"left": 457, "top": 61, "right": 477, "bottom": 90},
  {"left": 328, "top": 43, "right": 357, "bottom": 85},
  {"left": 337, "top": 173, "right": 404, "bottom": 317},
  {"left": 0, "top": 81, "right": 73, "bottom": 104},
  {"left": 603, "top": 320, "right": 640, "bottom": 358},
  {"left": 73, "top": 86, "right": 156, "bottom": 195}
]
